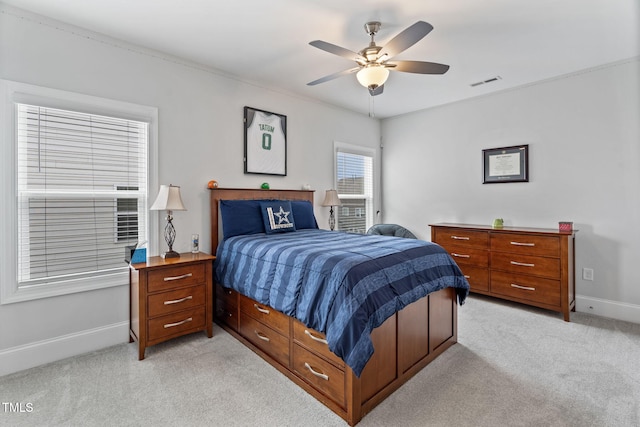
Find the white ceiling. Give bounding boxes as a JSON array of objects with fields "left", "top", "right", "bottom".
[{"left": 3, "top": 0, "right": 639, "bottom": 118}]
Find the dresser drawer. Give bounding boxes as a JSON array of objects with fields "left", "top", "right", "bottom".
[
  {"left": 491, "top": 233, "right": 560, "bottom": 257},
  {"left": 434, "top": 228, "right": 489, "bottom": 249},
  {"left": 491, "top": 252, "right": 560, "bottom": 279},
  {"left": 293, "top": 343, "right": 346, "bottom": 409},
  {"left": 147, "top": 307, "right": 206, "bottom": 342},
  {"left": 147, "top": 264, "right": 206, "bottom": 293},
  {"left": 491, "top": 270, "right": 561, "bottom": 306},
  {"left": 148, "top": 284, "right": 205, "bottom": 317},
  {"left": 292, "top": 320, "right": 344, "bottom": 368},
  {"left": 458, "top": 265, "right": 489, "bottom": 292},
  {"left": 439, "top": 244, "right": 489, "bottom": 268},
  {"left": 239, "top": 314, "right": 289, "bottom": 367},
  {"left": 239, "top": 295, "right": 290, "bottom": 338}
]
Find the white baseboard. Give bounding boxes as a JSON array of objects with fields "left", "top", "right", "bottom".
[
  {"left": 576, "top": 296, "right": 640, "bottom": 324},
  {"left": 0, "top": 321, "right": 129, "bottom": 377}
]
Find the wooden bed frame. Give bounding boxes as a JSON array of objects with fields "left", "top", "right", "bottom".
[{"left": 209, "top": 188, "right": 458, "bottom": 425}]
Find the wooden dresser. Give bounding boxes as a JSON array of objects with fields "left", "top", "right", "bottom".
[
  {"left": 430, "top": 223, "right": 576, "bottom": 321},
  {"left": 129, "top": 252, "right": 215, "bottom": 359}
]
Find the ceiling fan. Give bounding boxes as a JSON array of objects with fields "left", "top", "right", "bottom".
[{"left": 307, "top": 21, "right": 449, "bottom": 96}]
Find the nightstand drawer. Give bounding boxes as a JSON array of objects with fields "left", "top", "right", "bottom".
[
  {"left": 491, "top": 252, "right": 560, "bottom": 279},
  {"left": 147, "top": 263, "right": 206, "bottom": 292},
  {"left": 240, "top": 295, "right": 290, "bottom": 338},
  {"left": 491, "top": 270, "right": 561, "bottom": 306},
  {"left": 147, "top": 307, "right": 206, "bottom": 342},
  {"left": 491, "top": 233, "right": 560, "bottom": 257},
  {"left": 293, "top": 320, "right": 344, "bottom": 368},
  {"left": 148, "top": 285, "right": 205, "bottom": 317},
  {"left": 239, "top": 314, "right": 289, "bottom": 367},
  {"left": 293, "top": 343, "right": 346, "bottom": 409}
]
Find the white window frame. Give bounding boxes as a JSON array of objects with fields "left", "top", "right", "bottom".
[
  {"left": 0, "top": 80, "right": 158, "bottom": 304},
  {"left": 333, "top": 141, "right": 378, "bottom": 233}
]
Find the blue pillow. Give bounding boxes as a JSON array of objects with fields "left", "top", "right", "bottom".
[
  {"left": 291, "top": 200, "right": 318, "bottom": 229},
  {"left": 259, "top": 201, "right": 296, "bottom": 234},
  {"left": 220, "top": 200, "right": 265, "bottom": 239}
]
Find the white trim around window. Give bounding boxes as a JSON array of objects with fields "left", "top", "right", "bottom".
[{"left": 0, "top": 80, "right": 158, "bottom": 304}]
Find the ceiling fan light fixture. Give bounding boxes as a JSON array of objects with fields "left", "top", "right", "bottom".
[{"left": 356, "top": 65, "right": 389, "bottom": 89}]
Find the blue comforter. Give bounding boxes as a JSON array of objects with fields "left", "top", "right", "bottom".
[{"left": 215, "top": 229, "right": 469, "bottom": 376}]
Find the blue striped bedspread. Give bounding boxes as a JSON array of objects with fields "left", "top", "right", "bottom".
[{"left": 215, "top": 229, "right": 469, "bottom": 376}]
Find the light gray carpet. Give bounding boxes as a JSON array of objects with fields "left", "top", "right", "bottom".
[{"left": 1, "top": 294, "right": 639, "bottom": 426}]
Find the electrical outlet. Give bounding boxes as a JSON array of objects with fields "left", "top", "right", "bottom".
[{"left": 582, "top": 268, "right": 594, "bottom": 281}]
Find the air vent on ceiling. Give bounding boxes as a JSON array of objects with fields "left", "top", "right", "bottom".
[{"left": 470, "top": 76, "right": 502, "bottom": 87}]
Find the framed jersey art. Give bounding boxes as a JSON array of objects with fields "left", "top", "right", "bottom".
[{"left": 244, "top": 106, "right": 287, "bottom": 176}]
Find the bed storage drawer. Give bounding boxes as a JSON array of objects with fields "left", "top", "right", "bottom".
[
  {"left": 292, "top": 320, "right": 344, "bottom": 368},
  {"left": 292, "top": 343, "right": 346, "bottom": 409},
  {"left": 239, "top": 295, "right": 290, "bottom": 338},
  {"left": 239, "top": 314, "right": 290, "bottom": 367},
  {"left": 215, "top": 285, "right": 238, "bottom": 330}
]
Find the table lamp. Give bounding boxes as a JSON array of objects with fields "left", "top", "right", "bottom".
[
  {"left": 322, "top": 189, "right": 342, "bottom": 231},
  {"left": 150, "top": 184, "right": 186, "bottom": 258}
]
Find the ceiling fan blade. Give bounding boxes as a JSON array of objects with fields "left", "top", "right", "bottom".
[
  {"left": 377, "top": 21, "right": 433, "bottom": 60},
  {"left": 386, "top": 60, "right": 449, "bottom": 74},
  {"left": 369, "top": 85, "right": 384, "bottom": 96},
  {"left": 309, "top": 40, "right": 365, "bottom": 62},
  {"left": 307, "top": 67, "right": 361, "bottom": 86}
]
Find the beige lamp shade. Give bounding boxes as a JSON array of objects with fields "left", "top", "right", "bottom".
[
  {"left": 322, "top": 189, "right": 342, "bottom": 207},
  {"left": 150, "top": 184, "right": 186, "bottom": 211}
]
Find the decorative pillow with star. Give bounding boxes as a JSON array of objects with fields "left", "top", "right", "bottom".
[{"left": 259, "top": 201, "right": 296, "bottom": 234}]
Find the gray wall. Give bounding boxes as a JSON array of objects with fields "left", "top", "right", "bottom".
[
  {"left": 0, "top": 5, "right": 380, "bottom": 375},
  {"left": 381, "top": 58, "right": 640, "bottom": 322}
]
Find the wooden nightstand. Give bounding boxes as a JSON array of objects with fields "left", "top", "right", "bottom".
[{"left": 129, "top": 252, "right": 215, "bottom": 359}]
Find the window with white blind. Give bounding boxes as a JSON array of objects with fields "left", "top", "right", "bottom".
[
  {"left": 335, "top": 143, "right": 375, "bottom": 234},
  {"left": 1, "top": 80, "right": 158, "bottom": 304}
]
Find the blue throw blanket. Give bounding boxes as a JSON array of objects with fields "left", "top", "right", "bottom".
[{"left": 215, "top": 229, "right": 469, "bottom": 376}]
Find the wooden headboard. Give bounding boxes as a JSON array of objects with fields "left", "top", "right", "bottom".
[{"left": 209, "top": 188, "right": 315, "bottom": 255}]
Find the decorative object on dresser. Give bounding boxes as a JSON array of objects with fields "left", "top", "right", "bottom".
[
  {"left": 482, "top": 144, "right": 529, "bottom": 184},
  {"left": 321, "top": 189, "right": 342, "bottom": 231},
  {"left": 431, "top": 223, "right": 576, "bottom": 321},
  {"left": 129, "top": 252, "right": 215, "bottom": 360},
  {"left": 150, "top": 184, "right": 187, "bottom": 258},
  {"left": 210, "top": 188, "right": 467, "bottom": 426}
]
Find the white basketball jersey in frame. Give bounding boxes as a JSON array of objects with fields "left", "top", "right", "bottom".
[{"left": 246, "top": 111, "right": 286, "bottom": 175}]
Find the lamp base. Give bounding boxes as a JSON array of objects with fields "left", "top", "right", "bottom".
[{"left": 161, "top": 250, "right": 180, "bottom": 259}]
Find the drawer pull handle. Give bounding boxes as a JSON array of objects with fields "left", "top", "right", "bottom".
[
  {"left": 225, "top": 289, "right": 233, "bottom": 295},
  {"left": 304, "top": 329, "right": 328, "bottom": 344},
  {"left": 510, "top": 241, "right": 535, "bottom": 247},
  {"left": 254, "top": 304, "right": 270, "bottom": 315},
  {"left": 451, "top": 253, "right": 470, "bottom": 258},
  {"left": 164, "top": 317, "right": 192, "bottom": 328},
  {"left": 164, "top": 295, "right": 193, "bottom": 305},
  {"left": 511, "top": 283, "right": 536, "bottom": 291},
  {"left": 304, "top": 362, "right": 329, "bottom": 381},
  {"left": 510, "top": 261, "right": 535, "bottom": 267},
  {"left": 254, "top": 331, "right": 270, "bottom": 342},
  {"left": 451, "top": 236, "right": 470, "bottom": 240},
  {"left": 164, "top": 273, "right": 193, "bottom": 282},
  {"left": 464, "top": 275, "right": 471, "bottom": 279}
]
